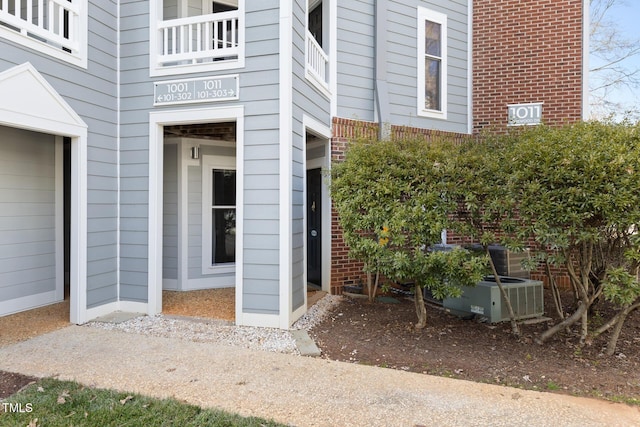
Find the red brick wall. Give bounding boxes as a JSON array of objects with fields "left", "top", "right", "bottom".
[
  {"left": 392, "top": 126, "right": 474, "bottom": 145},
  {"left": 473, "top": 0, "right": 584, "bottom": 132},
  {"left": 330, "top": 118, "right": 378, "bottom": 294}
]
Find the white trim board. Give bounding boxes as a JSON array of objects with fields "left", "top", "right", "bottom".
[
  {"left": 416, "top": 7, "right": 448, "bottom": 120},
  {"left": 0, "top": 291, "right": 61, "bottom": 318},
  {"left": 201, "top": 154, "right": 237, "bottom": 277},
  {"left": 278, "top": 0, "right": 295, "bottom": 329},
  {"left": 303, "top": 115, "right": 332, "bottom": 294}
]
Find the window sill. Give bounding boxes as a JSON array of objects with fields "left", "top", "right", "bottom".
[{"left": 417, "top": 109, "right": 447, "bottom": 120}]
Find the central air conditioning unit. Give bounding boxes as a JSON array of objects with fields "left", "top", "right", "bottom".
[
  {"left": 467, "top": 244, "right": 531, "bottom": 279},
  {"left": 443, "top": 276, "right": 544, "bottom": 323}
]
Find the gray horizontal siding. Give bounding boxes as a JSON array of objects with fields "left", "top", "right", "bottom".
[
  {"left": 385, "top": 0, "right": 470, "bottom": 133},
  {"left": 0, "top": 127, "right": 56, "bottom": 303},
  {"left": 118, "top": 1, "right": 284, "bottom": 313},
  {"left": 290, "top": 0, "right": 333, "bottom": 313},
  {"left": 336, "top": 0, "right": 376, "bottom": 121},
  {"left": 118, "top": 0, "right": 151, "bottom": 302},
  {"left": 335, "top": 0, "right": 470, "bottom": 133},
  {"left": 0, "top": 0, "right": 119, "bottom": 310}
]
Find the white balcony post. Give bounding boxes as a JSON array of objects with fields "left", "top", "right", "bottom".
[
  {"left": 27, "top": 0, "right": 33, "bottom": 23},
  {"left": 37, "top": 0, "right": 43, "bottom": 28}
]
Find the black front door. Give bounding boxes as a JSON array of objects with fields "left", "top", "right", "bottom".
[{"left": 307, "top": 168, "right": 322, "bottom": 286}]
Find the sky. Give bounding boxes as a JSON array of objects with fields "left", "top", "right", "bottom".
[{"left": 591, "top": 1, "right": 640, "bottom": 118}]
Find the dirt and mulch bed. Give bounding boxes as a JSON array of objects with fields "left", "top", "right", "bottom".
[
  {"left": 309, "top": 290, "right": 640, "bottom": 404},
  {"left": 0, "top": 371, "right": 37, "bottom": 400}
]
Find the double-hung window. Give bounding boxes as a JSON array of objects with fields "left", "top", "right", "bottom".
[
  {"left": 417, "top": 7, "right": 447, "bottom": 119},
  {"left": 202, "top": 155, "right": 236, "bottom": 274}
]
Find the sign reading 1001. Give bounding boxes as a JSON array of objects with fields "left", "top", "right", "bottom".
[{"left": 154, "top": 75, "right": 239, "bottom": 106}]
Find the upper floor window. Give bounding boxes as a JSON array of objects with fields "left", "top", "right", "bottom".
[
  {"left": 0, "top": 0, "right": 88, "bottom": 68},
  {"left": 151, "top": 0, "right": 244, "bottom": 77},
  {"left": 417, "top": 7, "right": 447, "bottom": 119}
]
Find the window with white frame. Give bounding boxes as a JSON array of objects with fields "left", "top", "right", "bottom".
[
  {"left": 417, "top": 7, "right": 447, "bottom": 119},
  {"left": 0, "top": 0, "right": 88, "bottom": 68},
  {"left": 202, "top": 155, "right": 236, "bottom": 274}
]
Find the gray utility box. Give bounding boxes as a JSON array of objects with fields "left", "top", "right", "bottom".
[{"left": 443, "top": 276, "right": 544, "bottom": 323}]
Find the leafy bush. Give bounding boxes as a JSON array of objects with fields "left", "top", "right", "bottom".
[
  {"left": 472, "top": 120, "right": 640, "bottom": 352},
  {"left": 331, "top": 136, "right": 486, "bottom": 328}
]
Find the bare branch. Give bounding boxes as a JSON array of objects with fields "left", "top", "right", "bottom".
[{"left": 589, "top": 0, "right": 640, "bottom": 118}]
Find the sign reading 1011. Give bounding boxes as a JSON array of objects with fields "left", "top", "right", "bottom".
[
  {"left": 507, "top": 102, "right": 543, "bottom": 126},
  {"left": 154, "top": 75, "right": 239, "bottom": 106}
]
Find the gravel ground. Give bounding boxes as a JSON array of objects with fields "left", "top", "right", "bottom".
[{"left": 87, "top": 294, "right": 343, "bottom": 354}]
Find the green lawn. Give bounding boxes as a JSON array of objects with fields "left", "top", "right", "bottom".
[{"left": 0, "top": 377, "right": 287, "bottom": 427}]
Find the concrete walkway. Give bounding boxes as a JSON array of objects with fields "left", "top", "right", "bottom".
[{"left": 0, "top": 326, "right": 638, "bottom": 427}]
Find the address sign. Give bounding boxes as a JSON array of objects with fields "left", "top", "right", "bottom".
[
  {"left": 154, "top": 75, "right": 239, "bottom": 106},
  {"left": 507, "top": 102, "right": 543, "bottom": 126}
]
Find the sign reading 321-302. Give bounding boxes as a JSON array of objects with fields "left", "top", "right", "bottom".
[{"left": 154, "top": 75, "right": 239, "bottom": 106}]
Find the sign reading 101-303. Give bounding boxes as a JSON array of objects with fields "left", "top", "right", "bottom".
[
  {"left": 154, "top": 75, "right": 239, "bottom": 106},
  {"left": 507, "top": 102, "right": 543, "bottom": 126}
]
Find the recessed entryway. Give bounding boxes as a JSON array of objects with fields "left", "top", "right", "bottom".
[
  {"left": 160, "top": 120, "right": 239, "bottom": 319},
  {"left": 0, "top": 62, "right": 88, "bottom": 324},
  {"left": 304, "top": 122, "right": 331, "bottom": 294},
  {"left": 0, "top": 125, "right": 66, "bottom": 317}
]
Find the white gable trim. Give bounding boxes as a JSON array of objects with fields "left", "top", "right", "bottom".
[
  {"left": 0, "top": 62, "right": 88, "bottom": 324},
  {"left": 0, "top": 63, "right": 87, "bottom": 135}
]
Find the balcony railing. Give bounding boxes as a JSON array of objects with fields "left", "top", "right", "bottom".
[
  {"left": 157, "top": 10, "right": 239, "bottom": 67},
  {"left": 306, "top": 30, "right": 329, "bottom": 90},
  {"left": 0, "top": 0, "right": 80, "bottom": 54}
]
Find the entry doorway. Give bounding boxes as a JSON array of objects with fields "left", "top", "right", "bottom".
[
  {"left": 0, "top": 126, "right": 69, "bottom": 318},
  {"left": 307, "top": 168, "right": 322, "bottom": 287},
  {"left": 304, "top": 122, "right": 331, "bottom": 293},
  {"left": 161, "top": 121, "right": 238, "bottom": 296}
]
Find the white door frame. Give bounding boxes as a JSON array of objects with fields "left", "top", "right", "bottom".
[
  {"left": 0, "top": 63, "right": 88, "bottom": 324},
  {"left": 302, "top": 115, "right": 332, "bottom": 293},
  {"left": 148, "top": 105, "right": 245, "bottom": 317}
]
